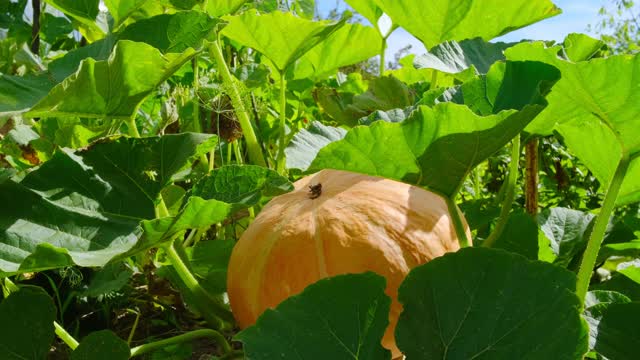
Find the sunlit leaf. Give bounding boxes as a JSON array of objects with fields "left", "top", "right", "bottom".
[{"left": 372, "top": 0, "right": 560, "bottom": 48}]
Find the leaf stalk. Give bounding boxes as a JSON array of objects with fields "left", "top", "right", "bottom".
[
  {"left": 483, "top": 135, "right": 521, "bottom": 248},
  {"left": 208, "top": 40, "right": 266, "bottom": 167},
  {"left": 576, "top": 154, "right": 630, "bottom": 305}
]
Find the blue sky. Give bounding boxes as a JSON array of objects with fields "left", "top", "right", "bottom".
[{"left": 316, "top": 0, "right": 624, "bottom": 57}]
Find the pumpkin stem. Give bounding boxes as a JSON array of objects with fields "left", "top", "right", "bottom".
[{"left": 308, "top": 183, "right": 322, "bottom": 199}]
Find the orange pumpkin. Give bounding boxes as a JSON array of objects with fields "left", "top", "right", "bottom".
[{"left": 227, "top": 169, "right": 470, "bottom": 357}]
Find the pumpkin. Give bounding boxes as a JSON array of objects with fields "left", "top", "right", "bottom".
[{"left": 227, "top": 169, "right": 470, "bottom": 357}]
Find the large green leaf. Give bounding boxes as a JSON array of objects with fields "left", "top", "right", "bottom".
[
  {"left": 396, "top": 247, "right": 588, "bottom": 359},
  {"left": 563, "top": 33, "right": 605, "bottom": 62},
  {"left": 236, "top": 273, "right": 391, "bottom": 360},
  {"left": 26, "top": 41, "right": 196, "bottom": 119},
  {"left": 414, "top": 38, "right": 515, "bottom": 75},
  {"left": 588, "top": 303, "right": 640, "bottom": 360},
  {"left": 372, "top": 0, "right": 560, "bottom": 49},
  {"left": 0, "top": 74, "right": 56, "bottom": 118},
  {"left": 285, "top": 121, "right": 347, "bottom": 171},
  {"left": 506, "top": 43, "right": 640, "bottom": 205},
  {"left": 290, "top": 22, "right": 381, "bottom": 80},
  {"left": 48, "top": 36, "right": 118, "bottom": 83},
  {"left": 142, "top": 165, "right": 292, "bottom": 242},
  {"left": 537, "top": 207, "right": 595, "bottom": 267},
  {"left": 104, "top": 0, "right": 149, "bottom": 27},
  {"left": 310, "top": 60, "right": 560, "bottom": 197},
  {"left": 491, "top": 211, "right": 539, "bottom": 260},
  {"left": 118, "top": 11, "right": 219, "bottom": 53},
  {"left": 344, "top": 0, "right": 383, "bottom": 28},
  {"left": 71, "top": 330, "right": 130, "bottom": 360},
  {"left": 220, "top": 10, "right": 347, "bottom": 72},
  {"left": 315, "top": 75, "right": 413, "bottom": 127},
  {"left": 204, "top": 0, "right": 247, "bottom": 17},
  {"left": 44, "top": 0, "right": 106, "bottom": 42},
  {"left": 0, "top": 286, "right": 56, "bottom": 360},
  {"left": 0, "top": 133, "right": 215, "bottom": 274}
]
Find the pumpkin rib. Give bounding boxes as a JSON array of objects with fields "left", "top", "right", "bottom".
[
  {"left": 311, "top": 199, "right": 329, "bottom": 278},
  {"left": 247, "top": 199, "right": 307, "bottom": 325}
]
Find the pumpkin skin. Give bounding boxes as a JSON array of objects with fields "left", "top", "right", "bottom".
[{"left": 227, "top": 169, "right": 470, "bottom": 357}]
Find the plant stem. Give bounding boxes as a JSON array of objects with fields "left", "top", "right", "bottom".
[
  {"left": 219, "top": 350, "right": 246, "bottom": 360},
  {"left": 31, "top": 0, "right": 40, "bottom": 55},
  {"left": 576, "top": 155, "right": 630, "bottom": 305},
  {"left": 446, "top": 196, "right": 470, "bottom": 248},
  {"left": 379, "top": 36, "right": 386, "bottom": 76},
  {"left": 163, "top": 239, "right": 233, "bottom": 328},
  {"left": 483, "top": 135, "right": 521, "bottom": 248},
  {"left": 276, "top": 71, "right": 287, "bottom": 174},
  {"left": 431, "top": 70, "right": 439, "bottom": 89},
  {"left": 127, "top": 115, "right": 141, "bottom": 138},
  {"left": 129, "top": 329, "right": 231, "bottom": 358},
  {"left": 525, "top": 138, "right": 539, "bottom": 215},
  {"left": 192, "top": 57, "right": 201, "bottom": 133},
  {"left": 54, "top": 321, "right": 79, "bottom": 350},
  {"left": 126, "top": 310, "right": 140, "bottom": 345},
  {"left": 208, "top": 40, "right": 266, "bottom": 167}
]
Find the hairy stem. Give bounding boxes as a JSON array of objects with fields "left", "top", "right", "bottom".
[
  {"left": 483, "top": 135, "right": 521, "bottom": 248},
  {"left": 525, "top": 138, "right": 539, "bottom": 215},
  {"left": 54, "top": 321, "right": 79, "bottom": 350},
  {"left": 163, "top": 239, "right": 233, "bottom": 328},
  {"left": 208, "top": 40, "right": 266, "bottom": 167},
  {"left": 379, "top": 36, "right": 386, "bottom": 76},
  {"left": 127, "top": 115, "right": 140, "bottom": 138},
  {"left": 446, "top": 197, "right": 470, "bottom": 248},
  {"left": 576, "top": 155, "right": 630, "bottom": 305},
  {"left": 130, "top": 329, "right": 231, "bottom": 358},
  {"left": 276, "top": 72, "right": 287, "bottom": 174}
]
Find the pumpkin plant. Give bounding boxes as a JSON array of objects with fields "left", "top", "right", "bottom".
[{"left": 0, "top": 0, "right": 639, "bottom": 359}]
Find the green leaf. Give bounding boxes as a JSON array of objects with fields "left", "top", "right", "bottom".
[
  {"left": 71, "top": 330, "right": 130, "bottom": 360},
  {"left": 0, "top": 286, "right": 56, "bottom": 360},
  {"left": 491, "top": 211, "right": 539, "bottom": 260},
  {"left": 27, "top": 40, "right": 196, "bottom": 119},
  {"left": 104, "top": 0, "right": 149, "bottom": 27},
  {"left": 357, "top": 108, "right": 413, "bottom": 126},
  {"left": 204, "top": 0, "right": 247, "bottom": 18},
  {"left": 142, "top": 197, "right": 234, "bottom": 242},
  {"left": 236, "top": 273, "right": 392, "bottom": 360},
  {"left": 220, "top": 10, "right": 348, "bottom": 72},
  {"left": 285, "top": 121, "right": 346, "bottom": 171},
  {"left": 82, "top": 261, "right": 134, "bottom": 297},
  {"left": 309, "top": 104, "right": 516, "bottom": 196},
  {"left": 118, "top": 11, "right": 220, "bottom": 53},
  {"left": 588, "top": 303, "right": 640, "bottom": 360},
  {"left": 189, "top": 239, "right": 235, "bottom": 294},
  {"left": 40, "top": 13, "right": 73, "bottom": 43},
  {"left": 506, "top": 43, "right": 640, "bottom": 206},
  {"left": 563, "top": 33, "right": 605, "bottom": 62},
  {"left": 142, "top": 165, "right": 291, "bottom": 242},
  {"left": 372, "top": 0, "right": 560, "bottom": 48},
  {"left": 48, "top": 35, "right": 117, "bottom": 83},
  {"left": 584, "top": 290, "right": 631, "bottom": 309},
  {"left": 315, "top": 76, "right": 413, "bottom": 127},
  {"left": 537, "top": 207, "right": 595, "bottom": 268},
  {"left": 344, "top": 0, "right": 383, "bottom": 28},
  {"left": 396, "top": 247, "right": 588, "bottom": 359},
  {"left": 592, "top": 273, "right": 640, "bottom": 302},
  {"left": 0, "top": 74, "right": 56, "bottom": 118},
  {"left": 414, "top": 38, "right": 515, "bottom": 75},
  {"left": 0, "top": 133, "right": 215, "bottom": 274},
  {"left": 192, "top": 164, "right": 293, "bottom": 204},
  {"left": 289, "top": 22, "right": 381, "bottom": 80},
  {"left": 44, "top": 0, "right": 106, "bottom": 42}
]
